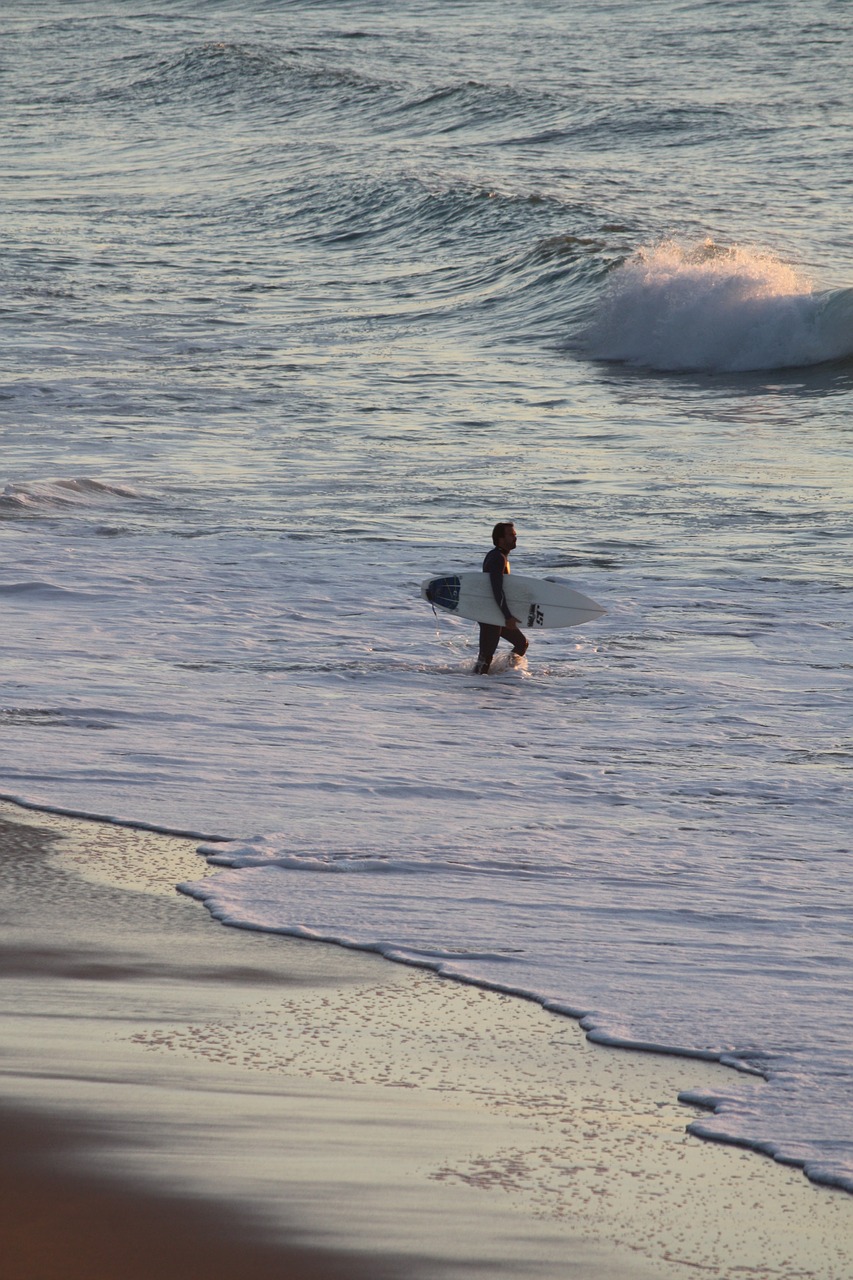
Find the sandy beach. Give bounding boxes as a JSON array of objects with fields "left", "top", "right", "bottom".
[{"left": 1, "top": 798, "right": 852, "bottom": 1280}]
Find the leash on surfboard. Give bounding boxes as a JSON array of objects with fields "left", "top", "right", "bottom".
[
  {"left": 429, "top": 599, "right": 443, "bottom": 641},
  {"left": 426, "top": 596, "right": 453, "bottom": 647},
  {"left": 428, "top": 599, "right": 473, "bottom": 667}
]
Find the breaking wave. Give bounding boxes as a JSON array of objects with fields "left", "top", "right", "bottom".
[{"left": 586, "top": 240, "right": 853, "bottom": 372}]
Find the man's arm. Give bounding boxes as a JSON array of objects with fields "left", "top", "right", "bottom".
[{"left": 484, "top": 548, "right": 518, "bottom": 625}]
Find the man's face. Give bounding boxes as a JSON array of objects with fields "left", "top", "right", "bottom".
[{"left": 498, "top": 525, "right": 517, "bottom": 552}]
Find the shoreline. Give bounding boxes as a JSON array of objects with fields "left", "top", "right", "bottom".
[
  {"left": 7, "top": 789, "right": 824, "bottom": 1188},
  {"left": 2, "top": 798, "right": 852, "bottom": 1278}
]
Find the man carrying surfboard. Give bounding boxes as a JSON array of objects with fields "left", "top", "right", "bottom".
[{"left": 473, "top": 521, "right": 529, "bottom": 674}]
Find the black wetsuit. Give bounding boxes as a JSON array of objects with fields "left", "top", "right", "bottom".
[{"left": 473, "top": 547, "right": 529, "bottom": 674}]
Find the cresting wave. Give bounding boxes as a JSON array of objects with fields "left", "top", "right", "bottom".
[
  {"left": 0, "top": 477, "right": 144, "bottom": 513},
  {"left": 586, "top": 240, "right": 853, "bottom": 372}
]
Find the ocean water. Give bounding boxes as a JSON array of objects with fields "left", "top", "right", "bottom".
[{"left": 2, "top": 0, "right": 853, "bottom": 1192}]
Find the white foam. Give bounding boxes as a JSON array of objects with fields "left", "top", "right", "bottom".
[{"left": 586, "top": 240, "right": 853, "bottom": 371}]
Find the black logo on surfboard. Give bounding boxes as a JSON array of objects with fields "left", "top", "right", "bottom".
[{"left": 527, "top": 604, "right": 544, "bottom": 627}]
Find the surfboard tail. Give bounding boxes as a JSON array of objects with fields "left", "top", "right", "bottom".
[{"left": 421, "top": 575, "right": 462, "bottom": 612}]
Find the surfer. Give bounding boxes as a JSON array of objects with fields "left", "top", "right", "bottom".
[{"left": 473, "top": 521, "right": 529, "bottom": 674}]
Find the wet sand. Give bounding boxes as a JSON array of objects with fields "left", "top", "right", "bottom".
[{"left": 1, "top": 799, "right": 852, "bottom": 1279}]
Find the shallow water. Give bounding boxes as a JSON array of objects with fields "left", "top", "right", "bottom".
[{"left": 2, "top": 0, "right": 852, "bottom": 1191}]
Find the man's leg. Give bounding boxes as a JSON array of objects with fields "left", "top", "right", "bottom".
[
  {"left": 474, "top": 623, "right": 501, "bottom": 674},
  {"left": 501, "top": 625, "right": 528, "bottom": 658}
]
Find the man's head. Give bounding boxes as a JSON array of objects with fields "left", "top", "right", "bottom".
[{"left": 492, "top": 521, "right": 517, "bottom": 552}]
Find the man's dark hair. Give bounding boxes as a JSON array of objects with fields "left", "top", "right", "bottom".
[{"left": 492, "top": 521, "right": 515, "bottom": 546}]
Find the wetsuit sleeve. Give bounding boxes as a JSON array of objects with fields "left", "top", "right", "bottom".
[{"left": 483, "top": 548, "right": 512, "bottom": 620}]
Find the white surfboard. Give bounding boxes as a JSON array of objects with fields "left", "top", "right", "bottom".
[{"left": 421, "top": 573, "right": 605, "bottom": 630}]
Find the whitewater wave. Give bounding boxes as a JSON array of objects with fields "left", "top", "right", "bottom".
[{"left": 585, "top": 240, "right": 853, "bottom": 372}]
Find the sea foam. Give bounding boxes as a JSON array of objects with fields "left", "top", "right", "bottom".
[{"left": 586, "top": 240, "right": 853, "bottom": 372}]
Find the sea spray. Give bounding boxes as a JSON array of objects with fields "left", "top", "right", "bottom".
[{"left": 586, "top": 240, "right": 853, "bottom": 372}]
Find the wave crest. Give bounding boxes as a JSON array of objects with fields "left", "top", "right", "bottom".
[
  {"left": 0, "top": 477, "right": 145, "bottom": 515},
  {"left": 585, "top": 240, "right": 853, "bottom": 372}
]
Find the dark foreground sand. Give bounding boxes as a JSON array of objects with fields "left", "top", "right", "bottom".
[
  {"left": 1, "top": 800, "right": 852, "bottom": 1280},
  {"left": 0, "top": 1107, "right": 404, "bottom": 1280}
]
